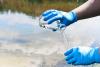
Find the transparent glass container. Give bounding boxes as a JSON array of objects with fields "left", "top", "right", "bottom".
[{"left": 39, "top": 16, "right": 66, "bottom": 31}]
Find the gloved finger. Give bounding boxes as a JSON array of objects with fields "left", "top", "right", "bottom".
[
  {"left": 64, "top": 48, "right": 73, "bottom": 56},
  {"left": 47, "top": 16, "right": 62, "bottom": 24},
  {"left": 60, "top": 20, "right": 71, "bottom": 28},
  {"left": 73, "top": 61, "right": 79, "bottom": 65},
  {"left": 42, "top": 9, "right": 56, "bottom": 16},
  {"left": 42, "top": 10, "right": 53, "bottom": 16},
  {"left": 59, "top": 24, "right": 66, "bottom": 29},
  {"left": 65, "top": 52, "right": 74, "bottom": 61},
  {"left": 67, "top": 58, "right": 76, "bottom": 64},
  {"left": 43, "top": 12, "right": 57, "bottom": 21}
]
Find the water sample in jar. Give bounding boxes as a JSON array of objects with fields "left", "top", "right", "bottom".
[{"left": 39, "top": 15, "right": 66, "bottom": 31}]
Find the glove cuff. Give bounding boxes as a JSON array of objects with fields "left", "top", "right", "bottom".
[
  {"left": 94, "top": 47, "right": 100, "bottom": 63},
  {"left": 69, "top": 11, "right": 78, "bottom": 23}
]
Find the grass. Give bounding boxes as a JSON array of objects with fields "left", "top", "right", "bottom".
[
  {"left": 0, "top": 0, "right": 78, "bottom": 16},
  {"left": 32, "top": 2, "right": 77, "bottom": 16}
]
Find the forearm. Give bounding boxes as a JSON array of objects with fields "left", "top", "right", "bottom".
[{"left": 73, "top": 0, "right": 100, "bottom": 20}]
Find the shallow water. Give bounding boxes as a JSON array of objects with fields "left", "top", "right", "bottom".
[{"left": 0, "top": 11, "right": 100, "bottom": 67}]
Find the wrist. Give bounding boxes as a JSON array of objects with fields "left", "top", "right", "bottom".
[
  {"left": 68, "top": 11, "right": 78, "bottom": 24},
  {"left": 70, "top": 11, "right": 78, "bottom": 22}
]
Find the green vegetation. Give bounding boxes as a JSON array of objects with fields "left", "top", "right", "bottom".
[
  {"left": 77, "top": 0, "right": 87, "bottom": 5},
  {"left": 0, "top": 0, "right": 86, "bottom": 16}
]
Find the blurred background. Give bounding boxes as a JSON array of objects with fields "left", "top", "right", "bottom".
[
  {"left": 1, "top": 0, "right": 100, "bottom": 67},
  {"left": 0, "top": 0, "right": 87, "bottom": 16}
]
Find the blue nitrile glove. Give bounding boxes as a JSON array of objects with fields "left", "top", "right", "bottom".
[
  {"left": 64, "top": 46, "right": 100, "bottom": 65},
  {"left": 42, "top": 9, "right": 77, "bottom": 29}
]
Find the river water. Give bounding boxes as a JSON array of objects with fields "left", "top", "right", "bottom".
[{"left": 0, "top": 11, "right": 100, "bottom": 67}]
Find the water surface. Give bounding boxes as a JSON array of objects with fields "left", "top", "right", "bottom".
[{"left": 0, "top": 11, "right": 100, "bottom": 67}]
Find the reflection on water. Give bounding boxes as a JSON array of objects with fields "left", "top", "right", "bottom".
[{"left": 0, "top": 11, "right": 100, "bottom": 67}]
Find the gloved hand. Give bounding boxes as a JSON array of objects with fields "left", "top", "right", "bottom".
[
  {"left": 64, "top": 46, "right": 100, "bottom": 65},
  {"left": 42, "top": 9, "right": 77, "bottom": 29}
]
